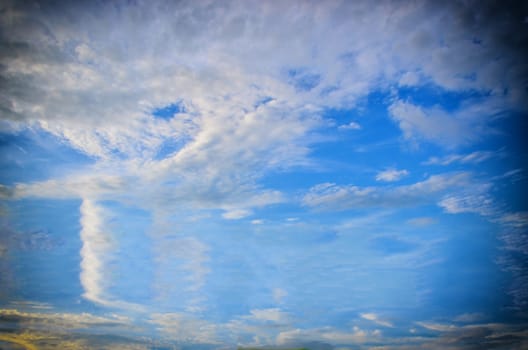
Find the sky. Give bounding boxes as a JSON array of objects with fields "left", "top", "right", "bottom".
[{"left": 0, "top": 0, "right": 527, "bottom": 349}]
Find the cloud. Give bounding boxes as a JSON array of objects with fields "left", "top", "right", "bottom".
[
  {"left": 151, "top": 235, "right": 210, "bottom": 310},
  {"left": 438, "top": 192, "right": 496, "bottom": 217},
  {"left": 277, "top": 326, "right": 378, "bottom": 346},
  {"left": 388, "top": 99, "right": 500, "bottom": 148},
  {"left": 376, "top": 169, "right": 409, "bottom": 182},
  {"left": 453, "top": 313, "right": 486, "bottom": 323},
  {"left": 1, "top": 0, "right": 524, "bottom": 236},
  {"left": 79, "top": 199, "right": 113, "bottom": 304},
  {"left": 273, "top": 288, "right": 288, "bottom": 304},
  {"left": 423, "top": 151, "right": 497, "bottom": 166},
  {"left": 398, "top": 71, "right": 421, "bottom": 86},
  {"left": 223, "top": 209, "right": 252, "bottom": 220},
  {"left": 407, "top": 217, "right": 436, "bottom": 226},
  {"left": 0, "top": 0, "right": 527, "bottom": 344},
  {"left": 0, "top": 309, "right": 161, "bottom": 349},
  {"left": 339, "top": 121, "right": 361, "bottom": 130},
  {"left": 149, "top": 312, "right": 219, "bottom": 344},
  {"left": 247, "top": 308, "right": 290, "bottom": 324},
  {"left": 0, "top": 309, "right": 135, "bottom": 332},
  {"left": 78, "top": 199, "right": 144, "bottom": 311},
  {"left": 499, "top": 212, "right": 528, "bottom": 228},
  {"left": 416, "top": 321, "right": 458, "bottom": 332},
  {"left": 0, "top": 0, "right": 524, "bottom": 184},
  {"left": 360, "top": 313, "right": 394, "bottom": 328},
  {"left": 303, "top": 172, "right": 475, "bottom": 210}
]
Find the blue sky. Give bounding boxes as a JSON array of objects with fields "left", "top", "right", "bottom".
[{"left": 0, "top": 1, "right": 527, "bottom": 349}]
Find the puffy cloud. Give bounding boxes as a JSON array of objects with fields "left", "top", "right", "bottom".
[
  {"left": 339, "top": 121, "right": 361, "bottom": 130},
  {"left": 1, "top": 0, "right": 525, "bottom": 180},
  {"left": 0, "top": 1, "right": 524, "bottom": 232},
  {"left": 376, "top": 169, "right": 409, "bottom": 182}
]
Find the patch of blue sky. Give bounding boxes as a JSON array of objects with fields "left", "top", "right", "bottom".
[
  {"left": 4, "top": 198, "right": 84, "bottom": 307},
  {"left": 154, "top": 137, "right": 189, "bottom": 160},
  {"left": 368, "top": 235, "right": 418, "bottom": 255},
  {"left": 151, "top": 101, "right": 185, "bottom": 120},
  {"left": 0, "top": 130, "right": 93, "bottom": 185},
  {"left": 419, "top": 214, "right": 510, "bottom": 316},
  {"left": 287, "top": 68, "right": 321, "bottom": 92},
  {"left": 254, "top": 96, "right": 274, "bottom": 108},
  {"left": 98, "top": 200, "right": 153, "bottom": 305},
  {"left": 395, "top": 84, "right": 493, "bottom": 112},
  {"left": 200, "top": 217, "right": 426, "bottom": 328}
]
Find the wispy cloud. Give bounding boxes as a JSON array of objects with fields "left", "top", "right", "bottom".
[
  {"left": 360, "top": 313, "right": 394, "bottom": 328},
  {"left": 0, "top": 0, "right": 526, "bottom": 348},
  {"left": 388, "top": 99, "right": 501, "bottom": 148},
  {"left": 303, "top": 172, "right": 475, "bottom": 210},
  {"left": 424, "top": 151, "right": 497, "bottom": 166}
]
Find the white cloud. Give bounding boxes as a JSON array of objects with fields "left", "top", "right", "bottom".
[
  {"left": 339, "top": 121, "right": 361, "bottom": 130},
  {"left": 438, "top": 192, "right": 496, "bottom": 217},
  {"left": 2, "top": 0, "right": 523, "bottom": 216},
  {"left": 376, "top": 169, "right": 409, "bottom": 182},
  {"left": 273, "top": 288, "right": 288, "bottom": 304},
  {"left": 251, "top": 219, "right": 264, "bottom": 225},
  {"left": 416, "top": 321, "right": 458, "bottom": 332},
  {"left": 79, "top": 199, "right": 113, "bottom": 304},
  {"left": 398, "top": 71, "right": 420, "bottom": 86},
  {"left": 303, "top": 172, "right": 474, "bottom": 210},
  {"left": 498, "top": 212, "right": 528, "bottom": 228},
  {"left": 78, "top": 199, "right": 145, "bottom": 311},
  {"left": 360, "top": 313, "right": 394, "bottom": 328},
  {"left": 424, "top": 151, "right": 497, "bottom": 166},
  {"left": 247, "top": 308, "right": 289, "bottom": 323},
  {"left": 277, "top": 325, "right": 377, "bottom": 345},
  {"left": 388, "top": 100, "right": 490, "bottom": 148},
  {"left": 222, "top": 209, "right": 252, "bottom": 220},
  {"left": 0, "top": 1, "right": 522, "bottom": 155},
  {"left": 1, "top": 0, "right": 526, "bottom": 324}
]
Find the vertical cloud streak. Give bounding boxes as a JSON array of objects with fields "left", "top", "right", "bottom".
[{"left": 79, "top": 199, "right": 111, "bottom": 304}]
